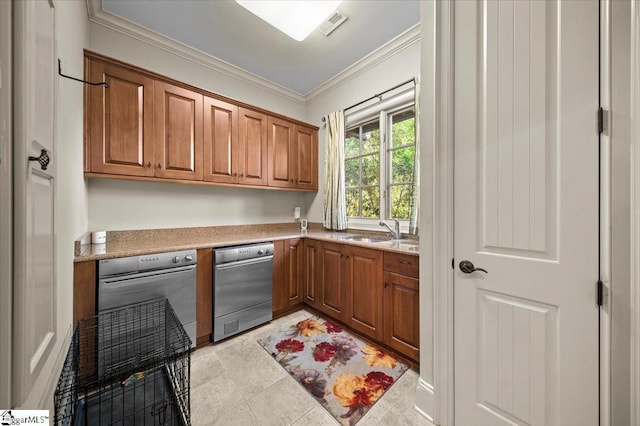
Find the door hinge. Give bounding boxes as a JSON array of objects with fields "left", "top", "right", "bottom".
[
  {"left": 596, "top": 280, "right": 604, "bottom": 307},
  {"left": 451, "top": 258, "right": 454, "bottom": 269},
  {"left": 598, "top": 107, "right": 608, "bottom": 134}
]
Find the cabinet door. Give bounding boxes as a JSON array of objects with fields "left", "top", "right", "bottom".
[
  {"left": 293, "top": 125, "right": 318, "bottom": 190},
  {"left": 87, "top": 60, "right": 154, "bottom": 176},
  {"left": 204, "top": 97, "right": 238, "bottom": 183},
  {"left": 283, "top": 239, "right": 304, "bottom": 307},
  {"left": 272, "top": 240, "right": 286, "bottom": 313},
  {"left": 319, "top": 241, "right": 347, "bottom": 320},
  {"left": 303, "top": 239, "right": 321, "bottom": 309},
  {"left": 196, "top": 248, "right": 213, "bottom": 347},
  {"left": 238, "top": 108, "right": 268, "bottom": 186},
  {"left": 267, "top": 116, "right": 295, "bottom": 188},
  {"left": 383, "top": 271, "right": 419, "bottom": 360},
  {"left": 346, "top": 246, "right": 383, "bottom": 341},
  {"left": 273, "top": 239, "right": 303, "bottom": 314},
  {"left": 154, "top": 81, "right": 203, "bottom": 180}
]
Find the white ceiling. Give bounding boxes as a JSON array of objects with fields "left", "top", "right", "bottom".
[{"left": 101, "top": 0, "right": 420, "bottom": 96}]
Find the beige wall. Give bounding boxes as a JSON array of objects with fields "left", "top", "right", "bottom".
[
  {"left": 304, "top": 41, "right": 421, "bottom": 223},
  {"left": 86, "top": 21, "right": 316, "bottom": 231},
  {"left": 88, "top": 179, "right": 314, "bottom": 230}
]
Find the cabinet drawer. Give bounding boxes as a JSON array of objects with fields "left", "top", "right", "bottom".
[{"left": 383, "top": 252, "right": 419, "bottom": 278}]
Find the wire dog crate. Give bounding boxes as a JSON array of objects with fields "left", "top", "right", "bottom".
[{"left": 54, "top": 298, "right": 191, "bottom": 426}]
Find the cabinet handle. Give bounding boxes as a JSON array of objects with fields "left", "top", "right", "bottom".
[
  {"left": 384, "top": 282, "right": 388, "bottom": 288},
  {"left": 399, "top": 260, "right": 410, "bottom": 265},
  {"left": 241, "top": 173, "right": 245, "bottom": 178},
  {"left": 289, "top": 245, "right": 297, "bottom": 250},
  {"left": 146, "top": 161, "right": 152, "bottom": 168},
  {"left": 233, "top": 172, "right": 238, "bottom": 177},
  {"left": 344, "top": 254, "right": 350, "bottom": 259},
  {"left": 156, "top": 163, "right": 162, "bottom": 169}
]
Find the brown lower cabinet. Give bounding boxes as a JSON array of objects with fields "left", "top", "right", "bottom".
[
  {"left": 313, "top": 241, "right": 385, "bottom": 342},
  {"left": 273, "top": 239, "right": 304, "bottom": 315},
  {"left": 73, "top": 261, "right": 97, "bottom": 324},
  {"left": 73, "top": 238, "right": 419, "bottom": 360},
  {"left": 317, "top": 241, "right": 349, "bottom": 321},
  {"left": 196, "top": 248, "right": 213, "bottom": 347},
  {"left": 311, "top": 241, "right": 419, "bottom": 360},
  {"left": 303, "top": 239, "right": 321, "bottom": 309},
  {"left": 382, "top": 252, "right": 420, "bottom": 360},
  {"left": 383, "top": 271, "right": 419, "bottom": 360},
  {"left": 347, "top": 247, "right": 384, "bottom": 341}
]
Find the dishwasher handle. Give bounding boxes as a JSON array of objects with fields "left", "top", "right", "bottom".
[
  {"left": 100, "top": 264, "right": 196, "bottom": 285},
  {"left": 215, "top": 255, "right": 273, "bottom": 271}
]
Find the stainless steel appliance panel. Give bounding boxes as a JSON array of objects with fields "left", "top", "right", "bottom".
[
  {"left": 98, "top": 249, "right": 197, "bottom": 348},
  {"left": 99, "top": 266, "right": 196, "bottom": 326},
  {"left": 214, "top": 256, "right": 273, "bottom": 318},
  {"left": 212, "top": 300, "right": 272, "bottom": 342},
  {"left": 213, "top": 242, "right": 274, "bottom": 342}
]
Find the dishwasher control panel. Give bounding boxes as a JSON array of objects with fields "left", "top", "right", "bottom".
[
  {"left": 99, "top": 249, "right": 198, "bottom": 277},
  {"left": 215, "top": 242, "right": 274, "bottom": 265}
]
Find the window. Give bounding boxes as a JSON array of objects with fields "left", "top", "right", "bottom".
[{"left": 344, "top": 104, "right": 415, "bottom": 227}]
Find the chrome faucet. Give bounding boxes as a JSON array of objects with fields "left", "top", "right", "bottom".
[{"left": 379, "top": 220, "right": 401, "bottom": 240}]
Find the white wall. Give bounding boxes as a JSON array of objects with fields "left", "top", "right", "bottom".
[
  {"left": 87, "top": 21, "right": 315, "bottom": 231},
  {"left": 18, "top": 0, "right": 90, "bottom": 409},
  {"left": 611, "top": 0, "right": 632, "bottom": 423},
  {"left": 304, "top": 41, "right": 420, "bottom": 223}
]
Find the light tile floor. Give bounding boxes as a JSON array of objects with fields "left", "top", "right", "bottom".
[{"left": 190, "top": 310, "right": 434, "bottom": 426}]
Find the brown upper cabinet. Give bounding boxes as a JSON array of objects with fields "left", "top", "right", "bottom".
[
  {"left": 154, "top": 81, "right": 203, "bottom": 181},
  {"left": 86, "top": 59, "right": 155, "bottom": 177},
  {"left": 238, "top": 108, "right": 269, "bottom": 186},
  {"left": 293, "top": 124, "right": 318, "bottom": 190},
  {"left": 267, "top": 117, "right": 318, "bottom": 190},
  {"left": 84, "top": 51, "right": 317, "bottom": 191},
  {"left": 267, "top": 116, "right": 295, "bottom": 188},
  {"left": 203, "top": 97, "right": 238, "bottom": 184}
]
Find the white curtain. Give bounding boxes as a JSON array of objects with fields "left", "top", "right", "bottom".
[
  {"left": 408, "top": 76, "right": 420, "bottom": 235},
  {"left": 323, "top": 110, "right": 348, "bottom": 230}
]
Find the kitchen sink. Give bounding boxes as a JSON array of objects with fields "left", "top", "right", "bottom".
[
  {"left": 339, "top": 235, "right": 388, "bottom": 243},
  {"left": 372, "top": 239, "right": 420, "bottom": 252}
]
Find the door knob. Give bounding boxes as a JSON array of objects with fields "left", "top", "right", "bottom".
[
  {"left": 28, "top": 149, "right": 50, "bottom": 170},
  {"left": 459, "top": 260, "right": 487, "bottom": 274}
]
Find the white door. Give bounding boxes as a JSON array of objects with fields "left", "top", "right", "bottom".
[
  {"left": 12, "top": 0, "right": 57, "bottom": 405},
  {"left": 454, "top": 1, "right": 599, "bottom": 425}
]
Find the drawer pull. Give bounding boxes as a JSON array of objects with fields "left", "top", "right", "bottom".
[
  {"left": 399, "top": 260, "right": 411, "bottom": 265},
  {"left": 289, "top": 245, "right": 297, "bottom": 250}
]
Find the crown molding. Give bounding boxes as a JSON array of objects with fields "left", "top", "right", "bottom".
[
  {"left": 304, "top": 23, "right": 420, "bottom": 103},
  {"left": 84, "top": 0, "right": 306, "bottom": 104}
]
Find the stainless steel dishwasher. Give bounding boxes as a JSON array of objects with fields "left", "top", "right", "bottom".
[
  {"left": 213, "top": 242, "right": 273, "bottom": 342},
  {"left": 98, "top": 249, "right": 197, "bottom": 347}
]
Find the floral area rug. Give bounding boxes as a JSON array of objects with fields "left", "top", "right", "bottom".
[{"left": 258, "top": 316, "right": 409, "bottom": 425}]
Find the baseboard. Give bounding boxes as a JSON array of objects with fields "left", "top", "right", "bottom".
[{"left": 414, "top": 376, "right": 434, "bottom": 423}]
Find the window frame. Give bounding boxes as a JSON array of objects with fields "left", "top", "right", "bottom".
[{"left": 344, "top": 101, "right": 416, "bottom": 232}]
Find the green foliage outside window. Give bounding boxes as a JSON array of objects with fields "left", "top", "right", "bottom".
[{"left": 344, "top": 109, "right": 415, "bottom": 220}]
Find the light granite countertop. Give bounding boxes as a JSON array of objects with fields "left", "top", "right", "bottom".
[{"left": 74, "top": 223, "right": 419, "bottom": 262}]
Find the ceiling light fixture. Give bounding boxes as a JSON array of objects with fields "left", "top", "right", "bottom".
[{"left": 235, "top": 0, "right": 343, "bottom": 42}]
